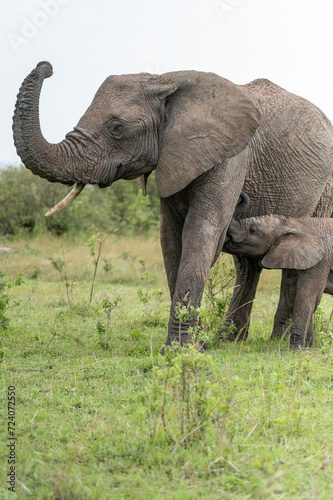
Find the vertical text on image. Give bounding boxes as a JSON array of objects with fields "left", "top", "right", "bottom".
[{"left": 7, "top": 386, "right": 16, "bottom": 493}]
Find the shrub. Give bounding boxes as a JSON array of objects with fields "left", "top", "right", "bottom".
[
  {"left": 0, "top": 166, "right": 160, "bottom": 236},
  {"left": 0, "top": 270, "right": 24, "bottom": 331},
  {"left": 141, "top": 345, "right": 236, "bottom": 447}
]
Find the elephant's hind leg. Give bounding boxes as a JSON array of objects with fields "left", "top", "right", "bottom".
[{"left": 290, "top": 266, "right": 329, "bottom": 350}]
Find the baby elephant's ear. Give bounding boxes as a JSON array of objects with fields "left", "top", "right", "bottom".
[{"left": 261, "top": 219, "right": 325, "bottom": 270}]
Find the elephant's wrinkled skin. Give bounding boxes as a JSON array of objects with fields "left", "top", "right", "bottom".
[
  {"left": 225, "top": 213, "right": 333, "bottom": 349},
  {"left": 13, "top": 62, "right": 333, "bottom": 347}
]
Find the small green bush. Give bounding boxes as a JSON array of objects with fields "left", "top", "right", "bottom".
[
  {"left": 141, "top": 345, "right": 236, "bottom": 447},
  {"left": 0, "top": 165, "right": 160, "bottom": 237},
  {"left": 0, "top": 270, "right": 24, "bottom": 330}
]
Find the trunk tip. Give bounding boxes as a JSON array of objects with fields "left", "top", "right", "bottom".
[{"left": 36, "top": 61, "right": 53, "bottom": 78}]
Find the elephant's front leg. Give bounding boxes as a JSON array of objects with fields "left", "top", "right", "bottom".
[
  {"left": 160, "top": 196, "right": 187, "bottom": 300},
  {"left": 223, "top": 255, "right": 262, "bottom": 340},
  {"left": 271, "top": 269, "right": 297, "bottom": 339},
  {"left": 166, "top": 211, "right": 226, "bottom": 347},
  {"left": 161, "top": 161, "right": 249, "bottom": 348},
  {"left": 290, "top": 266, "right": 329, "bottom": 350}
]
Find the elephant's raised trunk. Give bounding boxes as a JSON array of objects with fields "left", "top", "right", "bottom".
[
  {"left": 13, "top": 62, "right": 117, "bottom": 214},
  {"left": 13, "top": 62, "right": 112, "bottom": 190},
  {"left": 13, "top": 62, "right": 77, "bottom": 185}
]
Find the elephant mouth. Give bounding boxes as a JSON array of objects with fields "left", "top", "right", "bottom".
[
  {"left": 45, "top": 159, "right": 153, "bottom": 215},
  {"left": 97, "top": 163, "right": 135, "bottom": 188},
  {"left": 45, "top": 159, "right": 118, "bottom": 215}
]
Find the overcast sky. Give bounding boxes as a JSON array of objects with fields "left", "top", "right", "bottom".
[{"left": 2, "top": 0, "right": 333, "bottom": 166}]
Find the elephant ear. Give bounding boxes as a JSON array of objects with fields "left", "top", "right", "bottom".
[
  {"left": 153, "top": 71, "right": 261, "bottom": 198},
  {"left": 261, "top": 219, "right": 325, "bottom": 270}
]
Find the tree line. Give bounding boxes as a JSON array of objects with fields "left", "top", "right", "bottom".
[{"left": 0, "top": 166, "right": 160, "bottom": 236}]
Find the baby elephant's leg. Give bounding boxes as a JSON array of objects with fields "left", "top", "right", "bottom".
[
  {"left": 290, "top": 266, "right": 329, "bottom": 350},
  {"left": 272, "top": 269, "right": 297, "bottom": 338}
]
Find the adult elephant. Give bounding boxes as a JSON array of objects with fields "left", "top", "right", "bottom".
[{"left": 13, "top": 62, "right": 333, "bottom": 347}]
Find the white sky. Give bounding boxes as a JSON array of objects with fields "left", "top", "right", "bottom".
[{"left": 1, "top": 0, "right": 333, "bottom": 165}]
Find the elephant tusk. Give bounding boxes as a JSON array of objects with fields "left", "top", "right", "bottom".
[
  {"left": 140, "top": 173, "right": 150, "bottom": 196},
  {"left": 45, "top": 183, "right": 85, "bottom": 216}
]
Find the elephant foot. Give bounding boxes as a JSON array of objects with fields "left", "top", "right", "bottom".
[
  {"left": 305, "top": 336, "right": 314, "bottom": 348},
  {"left": 305, "top": 327, "right": 314, "bottom": 347},
  {"left": 219, "top": 323, "right": 248, "bottom": 342},
  {"left": 270, "top": 328, "right": 285, "bottom": 339},
  {"left": 289, "top": 342, "right": 304, "bottom": 351},
  {"left": 193, "top": 340, "right": 206, "bottom": 353},
  {"left": 270, "top": 332, "right": 283, "bottom": 340},
  {"left": 270, "top": 328, "right": 290, "bottom": 341},
  {"left": 163, "top": 334, "right": 207, "bottom": 353},
  {"left": 290, "top": 330, "right": 305, "bottom": 350},
  {"left": 271, "top": 319, "right": 293, "bottom": 339}
]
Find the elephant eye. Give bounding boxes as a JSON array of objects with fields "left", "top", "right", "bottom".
[
  {"left": 108, "top": 121, "right": 123, "bottom": 136},
  {"left": 249, "top": 224, "right": 258, "bottom": 235}
]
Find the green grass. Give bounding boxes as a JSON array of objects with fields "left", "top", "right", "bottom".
[{"left": 1, "top": 235, "right": 333, "bottom": 499}]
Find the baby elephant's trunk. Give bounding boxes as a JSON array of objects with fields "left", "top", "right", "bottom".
[
  {"left": 234, "top": 191, "right": 250, "bottom": 219},
  {"left": 224, "top": 191, "right": 250, "bottom": 245}
]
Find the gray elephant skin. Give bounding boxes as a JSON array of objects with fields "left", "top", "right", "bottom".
[
  {"left": 225, "top": 212, "right": 333, "bottom": 349},
  {"left": 12, "top": 62, "right": 333, "bottom": 348}
]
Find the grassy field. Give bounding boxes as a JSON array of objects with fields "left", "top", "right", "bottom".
[{"left": 1, "top": 234, "right": 333, "bottom": 499}]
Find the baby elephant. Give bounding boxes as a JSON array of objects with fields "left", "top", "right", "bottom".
[{"left": 224, "top": 210, "right": 333, "bottom": 350}]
